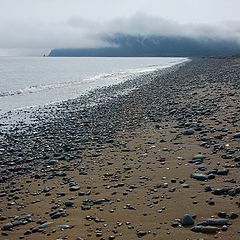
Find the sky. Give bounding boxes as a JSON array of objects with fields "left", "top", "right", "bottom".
[{"left": 0, "top": 0, "right": 240, "bottom": 56}]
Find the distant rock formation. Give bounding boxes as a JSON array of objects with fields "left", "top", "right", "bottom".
[{"left": 49, "top": 34, "right": 240, "bottom": 57}]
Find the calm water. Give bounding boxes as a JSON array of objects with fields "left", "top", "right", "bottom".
[{"left": 0, "top": 57, "right": 187, "bottom": 113}]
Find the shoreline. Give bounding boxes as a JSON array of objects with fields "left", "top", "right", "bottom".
[
  {"left": 0, "top": 57, "right": 188, "bottom": 115},
  {"left": 0, "top": 57, "right": 239, "bottom": 239},
  {"left": 0, "top": 59, "right": 188, "bottom": 131}
]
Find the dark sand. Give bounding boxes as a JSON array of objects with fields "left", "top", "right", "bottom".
[{"left": 0, "top": 58, "right": 239, "bottom": 240}]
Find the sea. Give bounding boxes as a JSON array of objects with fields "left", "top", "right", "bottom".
[{"left": 0, "top": 57, "right": 188, "bottom": 114}]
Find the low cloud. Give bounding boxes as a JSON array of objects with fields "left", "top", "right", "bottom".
[
  {"left": 1, "top": 13, "right": 240, "bottom": 55},
  {"left": 68, "top": 13, "right": 240, "bottom": 41}
]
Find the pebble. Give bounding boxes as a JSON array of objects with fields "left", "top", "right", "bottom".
[
  {"left": 190, "top": 173, "right": 209, "bottom": 181},
  {"left": 227, "top": 212, "right": 238, "bottom": 219},
  {"left": 233, "top": 132, "right": 240, "bottom": 138},
  {"left": 64, "top": 200, "right": 74, "bottom": 207},
  {"left": 1, "top": 223, "right": 13, "bottom": 231},
  {"left": 191, "top": 225, "right": 219, "bottom": 234},
  {"left": 181, "top": 214, "right": 195, "bottom": 226},
  {"left": 137, "top": 231, "right": 147, "bottom": 237},
  {"left": 69, "top": 186, "right": 80, "bottom": 191},
  {"left": 202, "top": 218, "right": 229, "bottom": 226},
  {"left": 182, "top": 129, "right": 194, "bottom": 135}
]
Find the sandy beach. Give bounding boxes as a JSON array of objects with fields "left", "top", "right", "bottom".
[{"left": 0, "top": 57, "right": 239, "bottom": 240}]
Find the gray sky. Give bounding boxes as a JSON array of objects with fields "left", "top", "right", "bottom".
[{"left": 1, "top": 0, "right": 240, "bottom": 56}]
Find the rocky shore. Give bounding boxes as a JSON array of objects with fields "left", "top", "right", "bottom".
[{"left": 0, "top": 58, "right": 239, "bottom": 240}]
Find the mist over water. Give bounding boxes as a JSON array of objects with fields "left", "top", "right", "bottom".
[{"left": 0, "top": 57, "right": 187, "bottom": 113}]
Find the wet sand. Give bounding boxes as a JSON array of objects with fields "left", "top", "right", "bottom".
[{"left": 0, "top": 58, "right": 239, "bottom": 239}]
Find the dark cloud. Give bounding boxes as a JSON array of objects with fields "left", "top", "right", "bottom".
[{"left": 0, "top": 12, "right": 240, "bottom": 56}]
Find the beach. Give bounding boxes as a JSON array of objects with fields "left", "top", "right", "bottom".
[{"left": 0, "top": 57, "right": 239, "bottom": 239}]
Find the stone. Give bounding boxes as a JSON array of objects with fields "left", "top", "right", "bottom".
[
  {"left": 65, "top": 200, "right": 74, "bottom": 207},
  {"left": 227, "top": 212, "right": 238, "bottom": 219},
  {"left": 181, "top": 214, "right": 195, "bottom": 226},
  {"left": 69, "top": 185, "right": 80, "bottom": 191},
  {"left": 192, "top": 225, "right": 219, "bottom": 234},
  {"left": 222, "top": 225, "right": 228, "bottom": 231},
  {"left": 181, "top": 183, "right": 189, "bottom": 188},
  {"left": 218, "top": 212, "right": 226, "bottom": 218},
  {"left": 171, "top": 222, "right": 179, "bottom": 227},
  {"left": 201, "top": 226, "right": 219, "bottom": 234},
  {"left": 183, "top": 129, "right": 194, "bottom": 135},
  {"left": 204, "top": 218, "right": 229, "bottom": 226},
  {"left": 191, "top": 173, "right": 208, "bottom": 181},
  {"left": 192, "top": 154, "right": 205, "bottom": 160},
  {"left": 204, "top": 185, "right": 212, "bottom": 192},
  {"left": 1, "top": 223, "right": 13, "bottom": 231},
  {"left": 58, "top": 224, "right": 74, "bottom": 229},
  {"left": 207, "top": 200, "right": 215, "bottom": 205},
  {"left": 216, "top": 168, "right": 229, "bottom": 175},
  {"left": 233, "top": 132, "right": 240, "bottom": 138},
  {"left": 137, "top": 231, "right": 147, "bottom": 237}
]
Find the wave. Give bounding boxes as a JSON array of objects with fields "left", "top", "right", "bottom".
[
  {"left": 0, "top": 83, "right": 73, "bottom": 98},
  {"left": 0, "top": 61, "right": 187, "bottom": 98}
]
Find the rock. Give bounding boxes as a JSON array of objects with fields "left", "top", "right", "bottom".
[
  {"left": 181, "top": 183, "right": 189, "bottom": 188},
  {"left": 56, "top": 171, "right": 67, "bottom": 177},
  {"left": 183, "top": 129, "right": 194, "bottom": 135},
  {"left": 218, "top": 212, "right": 226, "bottom": 218},
  {"left": 192, "top": 154, "right": 205, "bottom": 160},
  {"left": 181, "top": 214, "right": 195, "bottom": 226},
  {"left": 0, "top": 216, "right": 7, "bottom": 221},
  {"left": 233, "top": 132, "right": 240, "bottom": 138},
  {"left": 192, "top": 225, "right": 219, "bottom": 234},
  {"left": 221, "top": 225, "right": 228, "bottom": 231},
  {"left": 46, "top": 160, "right": 58, "bottom": 165},
  {"left": 227, "top": 212, "right": 238, "bottom": 219},
  {"left": 171, "top": 178, "right": 177, "bottom": 183},
  {"left": 137, "top": 231, "right": 147, "bottom": 237},
  {"left": 38, "top": 221, "right": 53, "bottom": 228},
  {"left": 24, "top": 230, "right": 32, "bottom": 235},
  {"left": 51, "top": 212, "right": 62, "bottom": 219},
  {"left": 94, "top": 198, "right": 110, "bottom": 205},
  {"left": 216, "top": 168, "right": 229, "bottom": 175},
  {"left": 1, "top": 223, "right": 13, "bottom": 231},
  {"left": 58, "top": 224, "right": 74, "bottom": 229},
  {"left": 212, "top": 188, "right": 231, "bottom": 195},
  {"left": 81, "top": 198, "right": 110, "bottom": 209},
  {"left": 207, "top": 200, "right": 215, "bottom": 205},
  {"left": 79, "top": 168, "right": 88, "bottom": 175},
  {"left": 234, "top": 156, "right": 240, "bottom": 162},
  {"left": 191, "top": 226, "right": 202, "bottom": 232},
  {"left": 228, "top": 187, "right": 240, "bottom": 196},
  {"left": 204, "top": 218, "right": 229, "bottom": 226},
  {"left": 191, "top": 173, "right": 208, "bottom": 181},
  {"left": 43, "top": 186, "right": 53, "bottom": 193},
  {"left": 171, "top": 222, "right": 179, "bottom": 227},
  {"left": 189, "top": 159, "right": 204, "bottom": 164},
  {"left": 189, "top": 155, "right": 205, "bottom": 164},
  {"left": 201, "top": 226, "right": 220, "bottom": 234},
  {"left": 32, "top": 221, "right": 53, "bottom": 232},
  {"left": 50, "top": 210, "right": 66, "bottom": 219},
  {"left": 64, "top": 200, "right": 74, "bottom": 207},
  {"left": 207, "top": 173, "right": 216, "bottom": 179},
  {"left": 205, "top": 185, "right": 212, "bottom": 192},
  {"left": 69, "top": 185, "right": 80, "bottom": 191},
  {"left": 198, "top": 166, "right": 208, "bottom": 171}
]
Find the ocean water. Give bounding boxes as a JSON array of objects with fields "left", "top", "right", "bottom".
[{"left": 0, "top": 57, "right": 188, "bottom": 113}]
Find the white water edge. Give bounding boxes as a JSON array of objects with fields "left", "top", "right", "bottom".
[{"left": 0, "top": 57, "right": 189, "bottom": 114}]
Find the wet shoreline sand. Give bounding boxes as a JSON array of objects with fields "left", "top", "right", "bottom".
[{"left": 0, "top": 58, "right": 239, "bottom": 239}]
